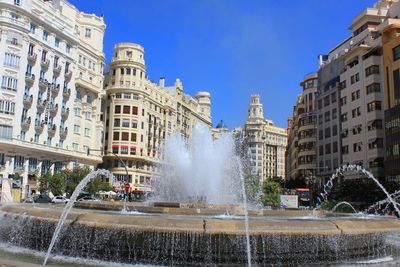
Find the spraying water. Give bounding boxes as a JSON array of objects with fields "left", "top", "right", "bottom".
[
  {"left": 318, "top": 165, "right": 400, "bottom": 217},
  {"left": 43, "top": 169, "right": 114, "bottom": 266},
  {"left": 331, "top": 201, "right": 358, "bottom": 214},
  {"left": 237, "top": 158, "right": 252, "bottom": 267},
  {"left": 153, "top": 124, "right": 241, "bottom": 204}
]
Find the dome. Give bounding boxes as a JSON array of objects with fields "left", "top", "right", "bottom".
[{"left": 216, "top": 120, "right": 227, "bottom": 129}]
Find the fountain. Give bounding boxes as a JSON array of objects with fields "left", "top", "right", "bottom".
[
  {"left": 331, "top": 201, "right": 358, "bottom": 214},
  {"left": 0, "top": 126, "right": 400, "bottom": 266}
]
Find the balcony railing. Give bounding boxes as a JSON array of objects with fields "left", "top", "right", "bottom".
[
  {"left": 27, "top": 53, "right": 37, "bottom": 64},
  {"left": 51, "top": 84, "right": 60, "bottom": 95},
  {"left": 6, "top": 39, "right": 22, "bottom": 48},
  {"left": 36, "top": 100, "right": 46, "bottom": 113},
  {"left": 21, "top": 117, "right": 31, "bottom": 130},
  {"left": 34, "top": 121, "right": 44, "bottom": 133},
  {"left": 49, "top": 104, "right": 58, "bottom": 115},
  {"left": 60, "top": 127, "right": 68, "bottom": 140},
  {"left": 61, "top": 107, "right": 69, "bottom": 119},
  {"left": 63, "top": 88, "right": 71, "bottom": 99},
  {"left": 23, "top": 94, "right": 33, "bottom": 108},
  {"left": 65, "top": 70, "right": 72, "bottom": 80},
  {"left": 39, "top": 79, "right": 48, "bottom": 92},
  {"left": 48, "top": 124, "right": 56, "bottom": 136},
  {"left": 41, "top": 59, "right": 50, "bottom": 69},
  {"left": 53, "top": 65, "right": 61, "bottom": 75},
  {"left": 25, "top": 73, "right": 35, "bottom": 85}
]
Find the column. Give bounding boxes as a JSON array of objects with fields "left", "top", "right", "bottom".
[{"left": 21, "top": 158, "right": 29, "bottom": 199}]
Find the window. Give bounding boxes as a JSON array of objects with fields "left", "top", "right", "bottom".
[
  {"left": 121, "top": 132, "right": 129, "bottom": 141},
  {"left": 113, "top": 132, "right": 119, "bottom": 141},
  {"left": 132, "top": 106, "right": 138, "bottom": 115},
  {"left": 115, "top": 105, "right": 121, "bottom": 114},
  {"left": 72, "top": 143, "right": 79, "bottom": 151},
  {"left": 366, "top": 83, "right": 381, "bottom": 94},
  {"left": 394, "top": 45, "right": 400, "bottom": 61},
  {"left": 14, "top": 0, "right": 20, "bottom": 6},
  {"left": 332, "top": 125, "right": 338, "bottom": 136},
  {"left": 66, "top": 44, "right": 71, "bottom": 54},
  {"left": 324, "top": 111, "right": 330, "bottom": 122},
  {"left": 340, "top": 96, "right": 347, "bottom": 106},
  {"left": 319, "top": 145, "right": 324, "bottom": 156},
  {"left": 4, "top": 53, "right": 20, "bottom": 68},
  {"left": 351, "top": 107, "right": 361, "bottom": 118},
  {"left": 332, "top": 108, "right": 337, "bottom": 120},
  {"left": 74, "top": 107, "right": 81, "bottom": 116},
  {"left": 42, "top": 31, "right": 48, "bottom": 41},
  {"left": 123, "top": 106, "right": 130, "bottom": 114},
  {"left": 365, "top": 65, "right": 379, "bottom": 77},
  {"left": 341, "top": 113, "right": 348, "bottom": 122},
  {"left": 368, "top": 119, "right": 383, "bottom": 131},
  {"left": 122, "top": 119, "right": 130, "bottom": 127},
  {"left": 114, "top": 118, "right": 120, "bottom": 127},
  {"left": 131, "top": 133, "right": 137, "bottom": 142},
  {"left": 352, "top": 125, "right": 362, "bottom": 135},
  {"left": 324, "top": 127, "right": 331, "bottom": 138},
  {"left": 85, "top": 111, "right": 91, "bottom": 120},
  {"left": 1, "top": 76, "right": 18, "bottom": 91},
  {"left": 120, "top": 147, "right": 128, "bottom": 154},
  {"left": 393, "top": 69, "right": 400, "bottom": 106},
  {"left": 74, "top": 124, "right": 80, "bottom": 134},
  {"left": 353, "top": 142, "right": 363, "bottom": 152},
  {"left": 132, "top": 120, "right": 137, "bottom": 128},
  {"left": 0, "top": 100, "right": 15, "bottom": 114},
  {"left": 368, "top": 139, "right": 383, "bottom": 149},
  {"left": 342, "top": 145, "right": 349, "bottom": 155},
  {"left": 85, "top": 28, "right": 92, "bottom": 38},
  {"left": 325, "top": 144, "right": 331, "bottom": 155},
  {"left": 367, "top": 101, "right": 382, "bottom": 112},
  {"left": 54, "top": 37, "right": 60, "bottom": 48},
  {"left": 84, "top": 128, "right": 90, "bottom": 136},
  {"left": 351, "top": 90, "right": 360, "bottom": 101},
  {"left": 324, "top": 96, "right": 330, "bottom": 107},
  {"left": 83, "top": 145, "right": 89, "bottom": 155},
  {"left": 30, "top": 23, "right": 36, "bottom": 34},
  {"left": 331, "top": 92, "right": 337, "bottom": 103}
]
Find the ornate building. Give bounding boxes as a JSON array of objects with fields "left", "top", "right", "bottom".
[
  {"left": 0, "top": 0, "right": 106, "bottom": 200},
  {"left": 102, "top": 43, "right": 212, "bottom": 195},
  {"left": 244, "top": 95, "right": 287, "bottom": 181}
]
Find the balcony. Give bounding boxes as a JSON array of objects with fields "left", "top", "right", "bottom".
[
  {"left": 48, "top": 124, "right": 56, "bottom": 136},
  {"left": 39, "top": 79, "right": 48, "bottom": 92},
  {"left": 49, "top": 104, "right": 58, "bottom": 115},
  {"left": 60, "top": 127, "right": 68, "bottom": 140},
  {"left": 25, "top": 73, "right": 35, "bottom": 85},
  {"left": 35, "top": 121, "right": 44, "bottom": 133},
  {"left": 23, "top": 94, "right": 33, "bottom": 108},
  {"left": 21, "top": 117, "right": 31, "bottom": 130},
  {"left": 53, "top": 65, "right": 62, "bottom": 75},
  {"left": 37, "top": 100, "right": 46, "bottom": 113},
  {"left": 61, "top": 107, "right": 69, "bottom": 119},
  {"left": 41, "top": 59, "right": 50, "bottom": 69},
  {"left": 27, "top": 53, "right": 37, "bottom": 64},
  {"left": 6, "top": 39, "right": 22, "bottom": 48},
  {"left": 64, "top": 70, "right": 72, "bottom": 81},
  {"left": 51, "top": 84, "right": 60, "bottom": 95},
  {"left": 63, "top": 88, "right": 71, "bottom": 99},
  {"left": 13, "top": 166, "right": 24, "bottom": 174}
]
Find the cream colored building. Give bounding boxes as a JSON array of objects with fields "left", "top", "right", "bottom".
[
  {"left": 286, "top": 73, "right": 318, "bottom": 180},
  {"left": 244, "top": 95, "right": 287, "bottom": 181},
  {"left": 0, "top": 0, "right": 105, "bottom": 199},
  {"left": 103, "top": 43, "right": 212, "bottom": 194}
]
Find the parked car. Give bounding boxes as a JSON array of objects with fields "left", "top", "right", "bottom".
[
  {"left": 77, "top": 196, "right": 99, "bottom": 202},
  {"left": 33, "top": 194, "right": 52, "bottom": 203},
  {"left": 52, "top": 196, "right": 70, "bottom": 204}
]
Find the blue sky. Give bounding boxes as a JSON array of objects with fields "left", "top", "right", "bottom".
[{"left": 69, "top": 0, "right": 376, "bottom": 129}]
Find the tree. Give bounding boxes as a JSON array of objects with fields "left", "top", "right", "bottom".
[
  {"left": 38, "top": 172, "right": 65, "bottom": 196},
  {"left": 262, "top": 180, "right": 282, "bottom": 207},
  {"left": 63, "top": 166, "right": 91, "bottom": 195}
]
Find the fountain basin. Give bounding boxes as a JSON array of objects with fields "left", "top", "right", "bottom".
[{"left": 0, "top": 203, "right": 399, "bottom": 266}]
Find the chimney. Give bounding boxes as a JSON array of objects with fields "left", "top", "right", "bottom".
[{"left": 159, "top": 77, "right": 165, "bottom": 88}]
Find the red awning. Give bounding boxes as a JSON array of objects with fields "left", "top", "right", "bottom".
[
  {"left": 130, "top": 146, "right": 136, "bottom": 149},
  {"left": 112, "top": 145, "right": 119, "bottom": 148}
]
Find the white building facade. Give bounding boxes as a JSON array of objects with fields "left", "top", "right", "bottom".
[{"left": 0, "top": 0, "right": 106, "bottom": 199}]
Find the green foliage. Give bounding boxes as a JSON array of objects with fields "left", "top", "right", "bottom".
[
  {"left": 244, "top": 174, "right": 261, "bottom": 202},
  {"left": 38, "top": 172, "right": 65, "bottom": 196},
  {"left": 63, "top": 166, "right": 91, "bottom": 195},
  {"left": 262, "top": 180, "right": 282, "bottom": 207},
  {"left": 38, "top": 166, "right": 113, "bottom": 197}
]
